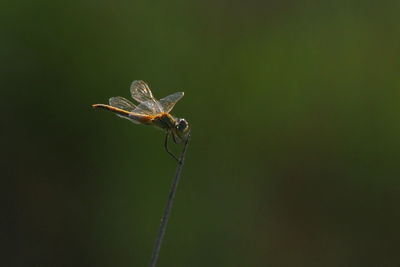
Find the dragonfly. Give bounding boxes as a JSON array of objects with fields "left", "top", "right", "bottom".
[{"left": 92, "top": 80, "right": 190, "bottom": 161}]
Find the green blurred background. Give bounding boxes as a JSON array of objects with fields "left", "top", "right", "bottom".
[{"left": 3, "top": 0, "right": 400, "bottom": 266}]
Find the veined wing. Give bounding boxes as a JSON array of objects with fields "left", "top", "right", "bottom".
[
  {"left": 109, "top": 96, "right": 136, "bottom": 111},
  {"left": 134, "top": 100, "right": 166, "bottom": 115},
  {"left": 130, "top": 80, "right": 163, "bottom": 115},
  {"left": 109, "top": 96, "right": 141, "bottom": 121},
  {"left": 159, "top": 92, "right": 184, "bottom": 113},
  {"left": 130, "top": 80, "right": 155, "bottom": 103}
]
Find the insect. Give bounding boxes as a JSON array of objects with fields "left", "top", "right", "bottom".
[{"left": 92, "top": 80, "right": 190, "bottom": 161}]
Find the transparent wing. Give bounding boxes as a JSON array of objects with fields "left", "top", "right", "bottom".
[
  {"left": 159, "top": 92, "right": 184, "bottom": 113},
  {"left": 108, "top": 97, "right": 146, "bottom": 122},
  {"left": 133, "top": 100, "right": 166, "bottom": 115},
  {"left": 130, "top": 80, "right": 164, "bottom": 115},
  {"left": 109, "top": 96, "right": 136, "bottom": 111},
  {"left": 130, "top": 80, "right": 155, "bottom": 103}
]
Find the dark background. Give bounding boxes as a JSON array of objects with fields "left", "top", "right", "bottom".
[{"left": 2, "top": 0, "right": 400, "bottom": 266}]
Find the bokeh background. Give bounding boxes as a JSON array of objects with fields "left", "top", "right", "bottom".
[{"left": 3, "top": 0, "right": 400, "bottom": 266}]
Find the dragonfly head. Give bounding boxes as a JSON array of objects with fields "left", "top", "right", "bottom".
[{"left": 172, "top": 118, "right": 190, "bottom": 143}]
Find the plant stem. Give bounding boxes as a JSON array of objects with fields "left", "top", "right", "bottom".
[{"left": 148, "top": 134, "right": 191, "bottom": 267}]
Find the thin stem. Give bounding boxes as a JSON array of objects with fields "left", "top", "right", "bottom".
[{"left": 148, "top": 133, "right": 191, "bottom": 267}]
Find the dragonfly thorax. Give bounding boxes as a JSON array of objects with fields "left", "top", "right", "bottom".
[
  {"left": 152, "top": 113, "right": 176, "bottom": 130},
  {"left": 151, "top": 114, "right": 189, "bottom": 143},
  {"left": 152, "top": 114, "right": 189, "bottom": 143}
]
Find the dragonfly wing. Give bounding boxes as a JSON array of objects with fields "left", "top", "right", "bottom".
[
  {"left": 109, "top": 96, "right": 136, "bottom": 111},
  {"left": 130, "top": 80, "right": 155, "bottom": 103},
  {"left": 123, "top": 115, "right": 141, "bottom": 124},
  {"left": 130, "top": 80, "right": 164, "bottom": 114},
  {"left": 159, "top": 92, "right": 184, "bottom": 113},
  {"left": 133, "top": 100, "right": 163, "bottom": 115},
  {"left": 109, "top": 96, "right": 140, "bottom": 122}
]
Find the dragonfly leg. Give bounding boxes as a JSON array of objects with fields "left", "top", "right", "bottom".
[
  {"left": 171, "top": 131, "right": 178, "bottom": 144},
  {"left": 164, "top": 132, "right": 179, "bottom": 162}
]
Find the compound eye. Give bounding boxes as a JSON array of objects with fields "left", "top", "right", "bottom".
[{"left": 177, "top": 119, "right": 188, "bottom": 131}]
